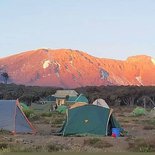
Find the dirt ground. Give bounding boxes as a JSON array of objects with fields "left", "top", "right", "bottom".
[{"left": 0, "top": 106, "right": 155, "bottom": 153}]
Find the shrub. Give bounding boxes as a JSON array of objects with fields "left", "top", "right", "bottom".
[
  {"left": 132, "top": 107, "right": 147, "bottom": 116},
  {"left": 23, "top": 109, "right": 34, "bottom": 118},
  {"left": 29, "top": 113, "right": 40, "bottom": 121},
  {"left": 0, "top": 143, "right": 8, "bottom": 150}
]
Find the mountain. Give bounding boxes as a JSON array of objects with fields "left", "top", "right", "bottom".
[{"left": 0, "top": 49, "right": 155, "bottom": 88}]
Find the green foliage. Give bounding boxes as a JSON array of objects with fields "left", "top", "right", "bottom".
[
  {"left": 76, "top": 85, "right": 155, "bottom": 106},
  {"left": 56, "top": 105, "right": 67, "bottom": 114},
  {"left": 132, "top": 107, "right": 147, "bottom": 116},
  {"left": 23, "top": 109, "right": 34, "bottom": 118},
  {"left": 0, "top": 83, "right": 155, "bottom": 108},
  {"left": 0, "top": 83, "right": 59, "bottom": 103}
]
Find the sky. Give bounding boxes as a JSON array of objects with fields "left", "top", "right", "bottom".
[{"left": 0, "top": 0, "right": 155, "bottom": 60}]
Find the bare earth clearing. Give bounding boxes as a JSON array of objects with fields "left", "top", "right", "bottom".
[{"left": 0, "top": 106, "right": 155, "bottom": 153}]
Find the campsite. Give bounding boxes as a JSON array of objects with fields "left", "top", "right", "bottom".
[
  {"left": 0, "top": 84, "right": 155, "bottom": 153},
  {"left": 1, "top": 0, "right": 155, "bottom": 153}
]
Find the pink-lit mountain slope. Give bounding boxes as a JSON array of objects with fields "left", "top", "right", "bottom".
[{"left": 0, "top": 49, "right": 155, "bottom": 88}]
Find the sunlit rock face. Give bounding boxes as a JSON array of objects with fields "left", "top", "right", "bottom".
[
  {"left": 0, "top": 49, "right": 155, "bottom": 88},
  {"left": 151, "top": 58, "right": 155, "bottom": 65}
]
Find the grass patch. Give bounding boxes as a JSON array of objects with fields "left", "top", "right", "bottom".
[
  {"left": 48, "top": 112, "right": 66, "bottom": 127},
  {"left": 128, "top": 138, "right": 155, "bottom": 152},
  {"left": 140, "top": 119, "right": 155, "bottom": 127},
  {"left": 46, "top": 143, "right": 64, "bottom": 152},
  {"left": 29, "top": 113, "right": 40, "bottom": 121},
  {"left": 52, "top": 117, "right": 65, "bottom": 125},
  {"left": 10, "top": 146, "right": 36, "bottom": 152},
  {"left": 84, "top": 138, "right": 113, "bottom": 148},
  {"left": 23, "top": 109, "right": 34, "bottom": 118},
  {"left": 143, "top": 125, "right": 155, "bottom": 130},
  {"left": 0, "top": 143, "right": 64, "bottom": 152},
  {"left": 41, "top": 112, "right": 53, "bottom": 117},
  {"left": 0, "top": 143, "right": 8, "bottom": 150},
  {"left": 0, "top": 129, "right": 10, "bottom": 135},
  {"left": 121, "top": 120, "right": 130, "bottom": 123}
]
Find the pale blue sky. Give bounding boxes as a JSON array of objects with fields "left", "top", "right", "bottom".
[{"left": 0, "top": 0, "right": 155, "bottom": 59}]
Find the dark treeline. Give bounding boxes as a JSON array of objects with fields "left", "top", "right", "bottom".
[
  {"left": 0, "top": 83, "right": 155, "bottom": 107},
  {"left": 76, "top": 85, "right": 155, "bottom": 108},
  {"left": 0, "top": 83, "right": 61, "bottom": 106}
]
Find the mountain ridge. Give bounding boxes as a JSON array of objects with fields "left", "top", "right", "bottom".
[{"left": 0, "top": 48, "right": 155, "bottom": 88}]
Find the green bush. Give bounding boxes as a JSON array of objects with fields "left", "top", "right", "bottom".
[
  {"left": 132, "top": 107, "right": 147, "bottom": 116},
  {"left": 23, "top": 109, "right": 34, "bottom": 118}
]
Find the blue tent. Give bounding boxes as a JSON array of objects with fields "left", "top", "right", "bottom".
[
  {"left": 67, "top": 94, "right": 88, "bottom": 104},
  {"left": 0, "top": 100, "right": 35, "bottom": 134}
]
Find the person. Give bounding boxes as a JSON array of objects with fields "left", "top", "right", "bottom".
[{"left": 52, "top": 104, "right": 58, "bottom": 111}]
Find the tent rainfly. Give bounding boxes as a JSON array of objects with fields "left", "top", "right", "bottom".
[
  {"left": 92, "top": 99, "right": 109, "bottom": 109},
  {"left": 0, "top": 100, "right": 35, "bottom": 134},
  {"left": 59, "top": 104, "right": 121, "bottom": 136}
]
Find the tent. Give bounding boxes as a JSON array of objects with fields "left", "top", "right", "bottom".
[
  {"left": 56, "top": 105, "right": 67, "bottom": 113},
  {"left": 92, "top": 99, "right": 109, "bottom": 109},
  {"left": 0, "top": 100, "right": 35, "bottom": 134},
  {"left": 56, "top": 102, "right": 88, "bottom": 114},
  {"left": 67, "top": 94, "right": 89, "bottom": 104},
  {"left": 69, "top": 102, "right": 88, "bottom": 109},
  {"left": 59, "top": 104, "right": 121, "bottom": 136}
]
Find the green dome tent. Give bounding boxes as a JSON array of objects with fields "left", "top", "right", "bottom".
[
  {"left": 59, "top": 104, "right": 121, "bottom": 136},
  {"left": 56, "top": 105, "right": 67, "bottom": 113}
]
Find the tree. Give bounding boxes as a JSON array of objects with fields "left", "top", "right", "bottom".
[{"left": 1, "top": 72, "right": 9, "bottom": 84}]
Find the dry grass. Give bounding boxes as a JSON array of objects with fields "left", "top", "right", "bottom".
[
  {"left": 0, "top": 143, "right": 8, "bottom": 150},
  {"left": 143, "top": 125, "right": 155, "bottom": 130},
  {"left": 46, "top": 143, "right": 64, "bottom": 152},
  {"left": 1, "top": 106, "right": 155, "bottom": 153},
  {"left": 0, "top": 142, "right": 65, "bottom": 152},
  {"left": 84, "top": 138, "right": 113, "bottom": 149},
  {"left": 128, "top": 138, "right": 155, "bottom": 152}
]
